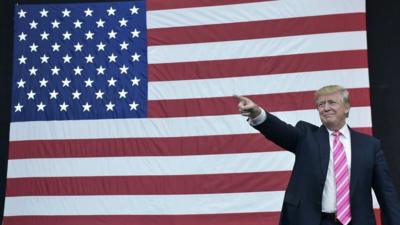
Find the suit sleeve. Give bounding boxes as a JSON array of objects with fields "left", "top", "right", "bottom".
[
  {"left": 253, "top": 111, "right": 303, "bottom": 153},
  {"left": 372, "top": 140, "right": 400, "bottom": 224}
]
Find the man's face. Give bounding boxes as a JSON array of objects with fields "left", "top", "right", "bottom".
[{"left": 316, "top": 92, "right": 350, "bottom": 130}]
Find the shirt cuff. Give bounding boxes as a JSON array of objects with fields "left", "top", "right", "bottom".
[{"left": 248, "top": 109, "right": 267, "bottom": 126}]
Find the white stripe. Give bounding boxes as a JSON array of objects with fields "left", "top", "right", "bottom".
[
  {"left": 148, "top": 31, "right": 367, "bottom": 64},
  {"left": 336, "top": 191, "right": 349, "bottom": 207},
  {"left": 7, "top": 151, "right": 294, "bottom": 178},
  {"left": 372, "top": 190, "right": 380, "bottom": 208},
  {"left": 147, "top": 0, "right": 365, "bottom": 28},
  {"left": 148, "top": 68, "right": 369, "bottom": 100},
  {"left": 9, "top": 107, "right": 371, "bottom": 141},
  {"left": 4, "top": 191, "right": 284, "bottom": 216},
  {"left": 337, "top": 203, "right": 350, "bottom": 219}
]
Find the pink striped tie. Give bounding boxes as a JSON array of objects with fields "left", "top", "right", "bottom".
[{"left": 332, "top": 131, "right": 352, "bottom": 225}]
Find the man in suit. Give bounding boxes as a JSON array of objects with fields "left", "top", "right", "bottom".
[{"left": 235, "top": 85, "right": 400, "bottom": 225}]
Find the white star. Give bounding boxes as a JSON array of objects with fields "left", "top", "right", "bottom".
[
  {"left": 131, "top": 52, "right": 141, "bottom": 62},
  {"left": 63, "top": 54, "right": 72, "bottom": 63},
  {"left": 84, "top": 8, "right": 93, "bottom": 17},
  {"left": 40, "top": 31, "right": 49, "bottom": 40},
  {"left": 118, "top": 89, "right": 128, "bottom": 98},
  {"left": 27, "top": 90, "right": 36, "bottom": 99},
  {"left": 119, "top": 65, "right": 129, "bottom": 74},
  {"left": 84, "top": 78, "right": 94, "bottom": 87},
  {"left": 29, "top": 20, "right": 38, "bottom": 29},
  {"left": 120, "top": 41, "right": 129, "bottom": 50},
  {"left": 39, "top": 78, "right": 48, "bottom": 87},
  {"left": 85, "top": 30, "right": 94, "bottom": 40},
  {"left": 29, "top": 66, "right": 38, "bottom": 76},
  {"left": 17, "top": 78, "right": 26, "bottom": 88},
  {"left": 51, "top": 19, "right": 60, "bottom": 28},
  {"left": 105, "top": 101, "right": 115, "bottom": 111},
  {"left": 49, "top": 90, "right": 59, "bottom": 99},
  {"left": 18, "top": 9, "right": 27, "bottom": 18},
  {"left": 97, "top": 42, "right": 106, "bottom": 51},
  {"left": 96, "top": 19, "right": 105, "bottom": 28},
  {"left": 18, "top": 55, "right": 27, "bottom": 64},
  {"left": 73, "top": 19, "right": 83, "bottom": 28},
  {"left": 130, "top": 5, "right": 139, "bottom": 15},
  {"left": 107, "top": 77, "right": 117, "bottom": 86},
  {"left": 131, "top": 76, "right": 140, "bottom": 86},
  {"left": 40, "top": 54, "right": 49, "bottom": 63},
  {"left": 118, "top": 18, "right": 128, "bottom": 27},
  {"left": 72, "top": 90, "right": 82, "bottom": 99},
  {"left": 29, "top": 43, "right": 38, "bottom": 52},
  {"left": 108, "top": 53, "right": 117, "bottom": 63},
  {"left": 59, "top": 102, "right": 69, "bottom": 111},
  {"left": 51, "top": 66, "right": 60, "bottom": 75},
  {"left": 37, "top": 102, "right": 46, "bottom": 111},
  {"left": 131, "top": 29, "right": 140, "bottom": 38},
  {"left": 85, "top": 54, "right": 95, "bottom": 63},
  {"left": 96, "top": 66, "right": 106, "bottom": 75},
  {"left": 62, "top": 8, "right": 71, "bottom": 17},
  {"left": 62, "top": 78, "right": 71, "bottom": 87},
  {"left": 74, "top": 66, "right": 83, "bottom": 75},
  {"left": 107, "top": 7, "right": 116, "bottom": 16},
  {"left": 18, "top": 32, "right": 27, "bottom": 41},
  {"left": 82, "top": 102, "right": 92, "bottom": 112},
  {"left": 63, "top": 31, "right": 72, "bottom": 40},
  {"left": 95, "top": 89, "right": 104, "bottom": 99},
  {"left": 108, "top": 29, "right": 117, "bottom": 39},
  {"left": 129, "top": 101, "right": 139, "bottom": 111},
  {"left": 74, "top": 42, "right": 83, "bottom": 51},
  {"left": 51, "top": 42, "right": 61, "bottom": 51},
  {"left": 14, "top": 103, "right": 23, "bottom": 112},
  {"left": 39, "top": 8, "right": 49, "bottom": 17}
]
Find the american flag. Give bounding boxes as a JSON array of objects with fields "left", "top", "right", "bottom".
[{"left": 4, "top": 0, "right": 380, "bottom": 225}]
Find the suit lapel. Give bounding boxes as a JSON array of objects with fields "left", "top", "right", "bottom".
[
  {"left": 316, "top": 126, "right": 330, "bottom": 180},
  {"left": 349, "top": 128, "right": 361, "bottom": 195}
]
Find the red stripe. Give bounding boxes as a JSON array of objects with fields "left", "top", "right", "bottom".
[
  {"left": 6, "top": 171, "right": 290, "bottom": 196},
  {"left": 8, "top": 133, "right": 281, "bottom": 159},
  {"left": 148, "top": 88, "right": 370, "bottom": 118},
  {"left": 147, "top": 0, "right": 270, "bottom": 10},
  {"left": 148, "top": 50, "right": 368, "bottom": 81},
  {"left": 353, "top": 127, "right": 372, "bottom": 136},
  {"left": 3, "top": 212, "right": 281, "bottom": 225},
  {"left": 148, "top": 13, "right": 365, "bottom": 45}
]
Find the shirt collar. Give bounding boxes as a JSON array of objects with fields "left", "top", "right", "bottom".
[{"left": 326, "top": 124, "right": 350, "bottom": 139}]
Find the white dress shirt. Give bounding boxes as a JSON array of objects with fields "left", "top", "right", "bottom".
[{"left": 249, "top": 109, "right": 352, "bottom": 213}]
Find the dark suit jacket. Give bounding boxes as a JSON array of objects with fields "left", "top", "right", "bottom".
[{"left": 253, "top": 112, "right": 400, "bottom": 225}]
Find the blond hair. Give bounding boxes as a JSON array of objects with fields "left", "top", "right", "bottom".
[{"left": 314, "top": 85, "right": 350, "bottom": 105}]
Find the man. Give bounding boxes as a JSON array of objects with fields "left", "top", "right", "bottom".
[{"left": 235, "top": 85, "right": 400, "bottom": 225}]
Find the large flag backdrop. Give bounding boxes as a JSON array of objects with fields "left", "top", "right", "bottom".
[{"left": 4, "top": 0, "right": 380, "bottom": 225}]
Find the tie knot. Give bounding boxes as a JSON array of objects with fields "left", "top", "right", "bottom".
[{"left": 333, "top": 131, "right": 341, "bottom": 137}]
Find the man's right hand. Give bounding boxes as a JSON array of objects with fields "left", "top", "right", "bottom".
[{"left": 234, "top": 95, "right": 262, "bottom": 119}]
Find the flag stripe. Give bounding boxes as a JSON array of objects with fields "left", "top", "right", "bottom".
[
  {"left": 147, "top": 0, "right": 271, "bottom": 11},
  {"left": 3, "top": 212, "right": 281, "bottom": 225},
  {"left": 148, "top": 69, "right": 369, "bottom": 100},
  {"left": 148, "top": 13, "right": 365, "bottom": 46},
  {"left": 6, "top": 171, "right": 291, "bottom": 196},
  {"left": 8, "top": 133, "right": 281, "bottom": 159},
  {"left": 148, "top": 88, "right": 370, "bottom": 118},
  {"left": 9, "top": 126, "right": 373, "bottom": 159},
  {"left": 4, "top": 191, "right": 285, "bottom": 216},
  {"left": 148, "top": 50, "right": 368, "bottom": 81},
  {"left": 9, "top": 107, "right": 372, "bottom": 141},
  {"left": 7, "top": 151, "right": 295, "bottom": 178},
  {"left": 147, "top": 0, "right": 364, "bottom": 29},
  {"left": 148, "top": 31, "right": 366, "bottom": 64}
]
